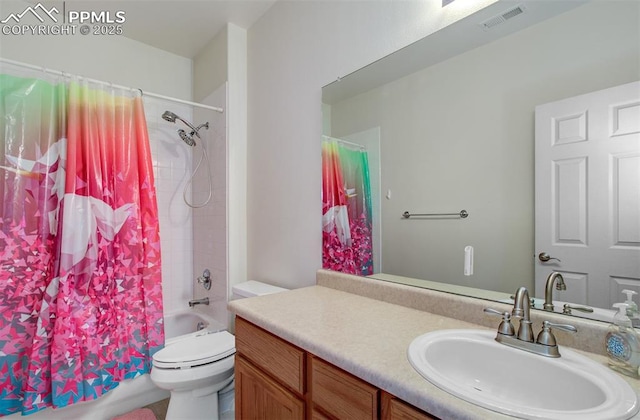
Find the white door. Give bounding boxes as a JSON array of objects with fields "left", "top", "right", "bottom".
[{"left": 535, "top": 81, "right": 640, "bottom": 309}]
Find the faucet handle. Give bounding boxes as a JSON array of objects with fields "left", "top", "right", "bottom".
[
  {"left": 536, "top": 320, "right": 577, "bottom": 346},
  {"left": 509, "top": 295, "right": 536, "bottom": 307},
  {"left": 562, "top": 303, "right": 594, "bottom": 315},
  {"left": 483, "top": 307, "right": 502, "bottom": 316},
  {"left": 546, "top": 321, "right": 577, "bottom": 333},
  {"left": 197, "top": 268, "right": 212, "bottom": 290},
  {"left": 484, "top": 308, "right": 515, "bottom": 336}
]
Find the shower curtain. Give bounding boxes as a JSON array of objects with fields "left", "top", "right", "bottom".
[
  {"left": 322, "top": 137, "right": 373, "bottom": 275},
  {"left": 0, "top": 72, "right": 164, "bottom": 416}
]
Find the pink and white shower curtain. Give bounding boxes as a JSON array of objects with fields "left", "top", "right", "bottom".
[
  {"left": 0, "top": 70, "right": 164, "bottom": 416},
  {"left": 322, "top": 138, "right": 373, "bottom": 276}
]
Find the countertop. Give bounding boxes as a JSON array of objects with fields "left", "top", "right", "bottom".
[{"left": 228, "top": 284, "right": 640, "bottom": 419}]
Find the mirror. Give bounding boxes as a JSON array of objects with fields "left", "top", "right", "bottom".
[{"left": 321, "top": 1, "right": 640, "bottom": 321}]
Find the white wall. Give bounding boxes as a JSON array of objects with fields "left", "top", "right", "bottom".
[
  {"left": 191, "top": 23, "right": 247, "bottom": 327},
  {"left": 227, "top": 24, "right": 248, "bottom": 295},
  {"left": 328, "top": 2, "right": 640, "bottom": 294},
  {"left": 0, "top": 5, "right": 196, "bottom": 314},
  {"left": 247, "top": 0, "right": 498, "bottom": 289},
  {"left": 0, "top": 1, "right": 192, "bottom": 100},
  {"left": 194, "top": 29, "right": 228, "bottom": 103}
]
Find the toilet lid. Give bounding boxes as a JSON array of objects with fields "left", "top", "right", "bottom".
[{"left": 153, "top": 331, "right": 235, "bottom": 369}]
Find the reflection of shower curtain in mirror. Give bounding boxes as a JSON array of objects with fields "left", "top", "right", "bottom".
[
  {"left": 322, "top": 138, "right": 373, "bottom": 275},
  {"left": 0, "top": 72, "right": 164, "bottom": 416}
]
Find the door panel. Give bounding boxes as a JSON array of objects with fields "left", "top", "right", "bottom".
[
  {"left": 553, "top": 157, "right": 587, "bottom": 245},
  {"left": 535, "top": 81, "right": 640, "bottom": 309}
]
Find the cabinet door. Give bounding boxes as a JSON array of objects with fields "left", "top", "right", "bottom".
[
  {"left": 236, "top": 355, "right": 305, "bottom": 420},
  {"left": 310, "top": 356, "right": 379, "bottom": 420},
  {"left": 236, "top": 316, "right": 306, "bottom": 395},
  {"left": 311, "top": 408, "right": 332, "bottom": 420},
  {"left": 381, "top": 392, "right": 438, "bottom": 420}
]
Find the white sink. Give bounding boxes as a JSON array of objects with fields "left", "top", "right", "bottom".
[{"left": 408, "top": 329, "right": 639, "bottom": 419}]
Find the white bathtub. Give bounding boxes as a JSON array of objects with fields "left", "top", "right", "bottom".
[{"left": 7, "top": 310, "right": 224, "bottom": 420}]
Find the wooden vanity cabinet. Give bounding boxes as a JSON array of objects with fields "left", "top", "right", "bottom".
[
  {"left": 235, "top": 317, "right": 306, "bottom": 419},
  {"left": 381, "top": 392, "right": 436, "bottom": 420},
  {"left": 310, "top": 356, "right": 379, "bottom": 419},
  {"left": 235, "top": 316, "right": 438, "bottom": 420},
  {"left": 236, "top": 356, "right": 305, "bottom": 418}
]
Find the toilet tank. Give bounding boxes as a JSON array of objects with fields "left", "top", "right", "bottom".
[{"left": 232, "top": 280, "right": 288, "bottom": 299}]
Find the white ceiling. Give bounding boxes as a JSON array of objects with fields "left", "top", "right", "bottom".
[
  {"left": 322, "top": 0, "right": 587, "bottom": 104},
  {"left": 43, "top": 1, "right": 277, "bottom": 58}
]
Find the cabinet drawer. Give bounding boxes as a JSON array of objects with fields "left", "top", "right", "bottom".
[
  {"left": 381, "top": 392, "right": 438, "bottom": 420},
  {"left": 311, "top": 356, "right": 379, "bottom": 420},
  {"left": 235, "top": 317, "right": 305, "bottom": 395}
]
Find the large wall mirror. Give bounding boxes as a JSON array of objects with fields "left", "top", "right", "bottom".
[{"left": 321, "top": 0, "right": 640, "bottom": 322}]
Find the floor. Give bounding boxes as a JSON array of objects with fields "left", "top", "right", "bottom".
[
  {"left": 141, "top": 396, "right": 235, "bottom": 420},
  {"left": 144, "top": 399, "right": 169, "bottom": 420}
]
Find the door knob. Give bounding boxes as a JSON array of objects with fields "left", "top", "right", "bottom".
[{"left": 538, "top": 252, "right": 561, "bottom": 262}]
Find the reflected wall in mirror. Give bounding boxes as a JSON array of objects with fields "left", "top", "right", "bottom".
[{"left": 321, "top": 0, "right": 640, "bottom": 320}]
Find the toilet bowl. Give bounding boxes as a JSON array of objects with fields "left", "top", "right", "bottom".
[
  {"left": 150, "top": 280, "right": 287, "bottom": 420},
  {"left": 151, "top": 331, "right": 235, "bottom": 420}
]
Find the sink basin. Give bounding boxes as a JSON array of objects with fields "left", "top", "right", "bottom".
[{"left": 408, "top": 329, "right": 639, "bottom": 419}]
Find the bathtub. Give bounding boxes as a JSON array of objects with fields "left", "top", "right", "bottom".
[{"left": 6, "top": 310, "right": 224, "bottom": 420}]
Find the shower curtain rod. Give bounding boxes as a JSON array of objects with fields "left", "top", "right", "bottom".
[
  {"left": 0, "top": 57, "right": 224, "bottom": 113},
  {"left": 323, "top": 135, "right": 366, "bottom": 150}
]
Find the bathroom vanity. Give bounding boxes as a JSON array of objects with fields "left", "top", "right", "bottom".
[
  {"left": 228, "top": 270, "right": 640, "bottom": 419},
  {"left": 235, "top": 316, "right": 434, "bottom": 419}
]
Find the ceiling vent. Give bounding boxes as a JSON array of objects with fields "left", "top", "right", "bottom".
[{"left": 479, "top": 4, "right": 526, "bottom": 30}]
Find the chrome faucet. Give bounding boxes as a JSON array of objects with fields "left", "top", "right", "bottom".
[
  {"left": 513, "top": 286, "right": 534, "bottom": 342},
  {"left": 484, "top": 286, "right": 577, "bottom": 358},
  {"left": 543, "top": 272, "right": 566, "bottom": 312},
  {"left": 188, "top": 297, "right": 209, "bottom": 307}
]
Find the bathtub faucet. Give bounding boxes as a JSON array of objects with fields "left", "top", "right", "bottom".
[{"left": 188, "top": 297, "right": 209, "bottom": 307}]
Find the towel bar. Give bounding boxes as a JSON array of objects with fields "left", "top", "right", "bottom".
[{"left": 402, "top": 210, "right": 468, "bottom": 219}]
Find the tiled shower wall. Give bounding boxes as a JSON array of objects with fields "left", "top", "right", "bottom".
[
  {"left": 144, "top": 98, "right": 195, "bottom": 316},
  {"left": 142, "top": 85, "right": 228, "bottom": 327},
  {"left": 192, "top": 84, "right": 228, "bottom": 328}
]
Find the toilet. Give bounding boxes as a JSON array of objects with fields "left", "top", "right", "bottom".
[{"left": 150, "top": 280, "right": 288, "bottom": 420}]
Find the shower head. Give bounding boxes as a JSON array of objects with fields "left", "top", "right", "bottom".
[
  {"left": 162, "top": 110, "right": 209, "bottom": 147},
  {"left": 162, "top": 110, "right": 198, "bottom": 132},
  {"left": 178, "top": 129, "right": 196, "bottom": 147},
  {"left": 162, "top": 110, "right": 178, "bottom": 123}
]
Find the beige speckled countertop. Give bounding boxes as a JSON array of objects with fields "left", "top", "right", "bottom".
[{"left": 228, "top": 273, "right": 640, "bottom": 419}]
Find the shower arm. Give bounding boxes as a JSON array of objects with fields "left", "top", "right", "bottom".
[
  {"left": 173, "top": 115, "right": 198, "bottom": 133},
  {"left": 191, "top": 123, "right": 210, "bottom": 138}
]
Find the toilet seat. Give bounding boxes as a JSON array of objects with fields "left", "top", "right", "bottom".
[{"left": 153, "top": 330, "right": 235, "bottom": 369}]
